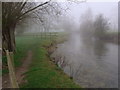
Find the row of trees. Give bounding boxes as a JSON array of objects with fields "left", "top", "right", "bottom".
[{"left": 79, "top": 9, "right": 110, "bottom": 40}]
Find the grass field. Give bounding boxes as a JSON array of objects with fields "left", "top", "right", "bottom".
[{"left": 3, "top": 34, "right": 81, "bottom": 88}]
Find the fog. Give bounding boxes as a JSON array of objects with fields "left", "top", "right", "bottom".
[
  {"left": 48, "top": 1, "right": 118, "bottom": 88},
  {"left": 2, "top": 0, "right": 119, "bottom": 88},
  {"left": 63, "top": 1, "right": 118, "bottom": 31},
  {"left": 10, "top": 1, "right": 119, "bottom": 88},
  {"left": 16, "top": 1, "right": 118, "bottom": 34}
]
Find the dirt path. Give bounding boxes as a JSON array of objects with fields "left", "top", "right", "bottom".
[{"left": 2, "top": 50, "right": 33, "bottom": 88}]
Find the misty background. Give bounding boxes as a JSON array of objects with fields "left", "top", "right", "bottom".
[
  {"left": 15, "top": 1, "right": 118, "bottom": 34},
  {"left": 1, "top": 0, "right": 119, "bottom": 88}
]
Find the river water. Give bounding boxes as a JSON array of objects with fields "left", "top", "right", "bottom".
[{"left": 52, "top": 32, "right": 118, "bottom": 88}]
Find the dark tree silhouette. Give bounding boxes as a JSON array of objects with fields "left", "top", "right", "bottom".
[{"left": 93, "top": 14, "right": 109, "bottom": 40}]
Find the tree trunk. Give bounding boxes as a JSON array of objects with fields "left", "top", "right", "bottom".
[{"left": 3, "top": 25, "right": 16, "bottom": 53}]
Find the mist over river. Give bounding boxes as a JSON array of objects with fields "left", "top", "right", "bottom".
[{"left": 52, "top": 32, "right": 118, "bottom": 88}]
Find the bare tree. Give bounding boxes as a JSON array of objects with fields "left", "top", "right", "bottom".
[{"left": 2, "top": 1, "right": 51, "bottom": 53}]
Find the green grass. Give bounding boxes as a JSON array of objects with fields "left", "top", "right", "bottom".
[
  {"left": 14, "top": 36, "right": 41, "bottom": 67},
  {"left": 3, "top": 34, "right": 81, "bottom": 88},
  {"left": 2, "top": 36, "right": 42, "bottom": 75},
  {"left": 21, "top": 38, "right": 80, "bottom": 88},
  {"left": 20, "top": 36, "right": 80, "bottom": 88}
]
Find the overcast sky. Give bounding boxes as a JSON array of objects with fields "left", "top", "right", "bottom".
[
  {"left": 61, "top": 1, "right": 118, "bottom": 31},
  {"left": 32, "top": 0, "right": 119, "bottom": 31},
  {"left": 33, "top": 0, "right": 119, "bottom": 31},
  {"left": 7, "top": 0, "right": 117, "bottom": 31}
]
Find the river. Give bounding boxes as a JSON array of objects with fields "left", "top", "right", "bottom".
[{"left": 51, "top": 32, "right": 118, "bottom": 88}]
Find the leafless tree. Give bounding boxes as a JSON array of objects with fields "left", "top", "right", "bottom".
[{"left": 2, "top": 0, "right": 64, "bottom": 53}]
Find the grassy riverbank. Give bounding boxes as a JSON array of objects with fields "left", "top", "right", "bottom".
[
  {"left": 22, "top": 37, "right": 80, "bottom": 88},
  {"left": 2, "top": 36, "right": 40, "bottom": 74},
  {"left": 3, "top": 35, "right": 81, "bottom": 88}
]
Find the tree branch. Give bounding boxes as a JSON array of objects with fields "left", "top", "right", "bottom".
[{"left": 16, "top": 0, "right": 51, "bottom": 21}]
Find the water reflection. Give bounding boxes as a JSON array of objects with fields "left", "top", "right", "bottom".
[
  {"left": 93, "top": 40, "right": 107, "bottom": 59},
  {"left": 51, "top": 32, "right": 118, "bottom": 88}
]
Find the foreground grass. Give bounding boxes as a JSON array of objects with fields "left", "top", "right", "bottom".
[
  {"left": 13, "top": 35, "right": 81, "bottom": 88},
  {"left": 2, "top": 36, "right": 40, "bottom": 74},
  {"left": 22, "top": 39, "right": 80, "bottom": 88}
]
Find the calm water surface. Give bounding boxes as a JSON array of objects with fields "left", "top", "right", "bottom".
[{"left": 52, "top": 32, "right": 118, "bottom": 88}]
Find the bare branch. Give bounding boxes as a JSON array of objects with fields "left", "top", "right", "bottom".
[{"left": 17, "top": 0, "right": 51, "bottom": 20}]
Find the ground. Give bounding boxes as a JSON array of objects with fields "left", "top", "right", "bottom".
[
  {"left": 2, "top": 50, "right": 33, "bottom": 88},
  {"left": 2, "top": 35, "right": 81, "bottom": 88}
]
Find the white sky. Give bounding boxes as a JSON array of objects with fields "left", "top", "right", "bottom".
[
  {"left": 67, "top": 2, "right": 117, "bottom": 22},
  {"left": 33, "top": 0, "right": 119, "bottom": 31},
  {"left": 34, "top": 0, "right": 119, "bottom": 2},
  {"left": 32, "top": 0, "right": 119, "bottom": 31},
  {"left": 59, "top": 0, "right": 118, "bottom": 31},
  {"left": 86, "top": 0, "right": 119, "bottom": 2}
]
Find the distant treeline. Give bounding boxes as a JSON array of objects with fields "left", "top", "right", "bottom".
[{"left": 101, "top": 32, "right": 119, "bottom": 45}]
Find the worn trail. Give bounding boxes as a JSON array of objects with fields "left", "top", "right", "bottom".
[{"left": 2, "top": 50, "right": 33, "bottom": 88}]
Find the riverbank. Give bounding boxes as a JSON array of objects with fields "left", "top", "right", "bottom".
[
  {"left": 49, "top": 32, "right": 118, "bottom": 88},
  {"left": 101, "top": 32, "right": 119, "bottom": 45},
  {"left": 21, "top": 36, "right": 80, "bottom": 88},
  {"left": 3, "top": 35, "right": 81, "bottom": 88}
]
